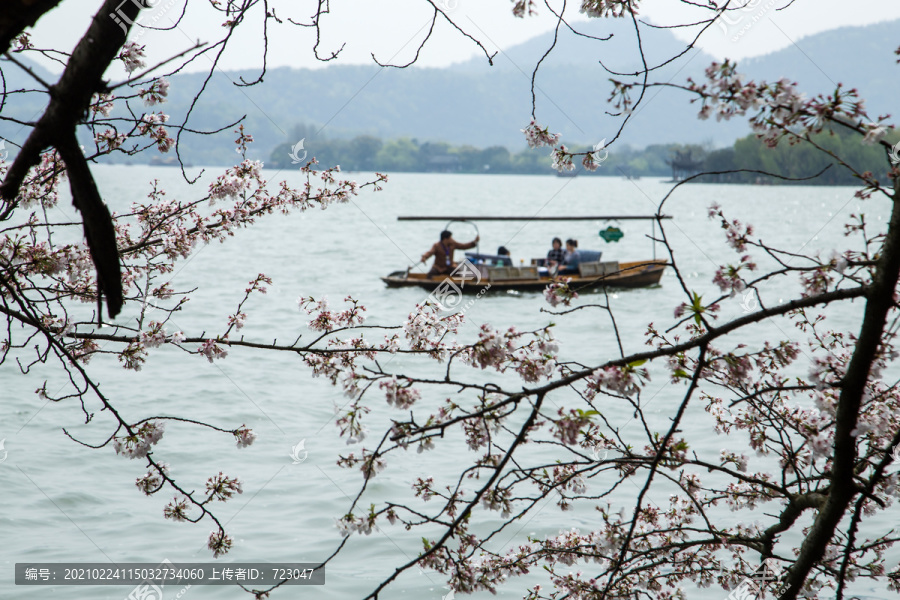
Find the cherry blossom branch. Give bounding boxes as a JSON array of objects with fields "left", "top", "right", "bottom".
[{"left": 783, "top": 177, "right": 900, "bottom": 599}]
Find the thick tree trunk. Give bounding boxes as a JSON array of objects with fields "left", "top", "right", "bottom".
[
  {"left": 782, "top": 176, "right": 900, "bottom": 597},
  {"left": 0, "top": 0, "right": 64, "bottom": 54},
  {"left": 0, "top": 0, "right": 144, "bottom": 318}
]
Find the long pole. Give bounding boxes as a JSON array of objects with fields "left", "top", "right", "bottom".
[{"left": 398, "top": 215, "right": 673, "bottom": 221}]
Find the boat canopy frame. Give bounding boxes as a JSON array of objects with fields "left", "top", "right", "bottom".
[{"left": 440, "top": 219, "right": 481, "bottom": 256}]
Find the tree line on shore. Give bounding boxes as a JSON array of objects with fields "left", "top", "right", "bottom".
[{"left": 270, "top": 123, "right": 897, "bottom": 185}]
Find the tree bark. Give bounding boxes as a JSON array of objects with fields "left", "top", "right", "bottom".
[
  {"left": 0, "top": 0, "right": 64, "bottom": 54},
  {"left": 0, "top": 0, "right": 144, "bottom": 318},
  {"left": 782, "top": 177, "right": 900, "bottom": 598},
  {"left": 56, "top": 132, "right": 123, "bottom": 318}
]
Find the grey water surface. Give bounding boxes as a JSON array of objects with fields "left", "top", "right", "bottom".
[{"left": 1, "top": 166, "right": 891, "bottom": 599}]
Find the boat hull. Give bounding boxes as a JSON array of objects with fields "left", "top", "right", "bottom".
[{"left": 382, "top": 259, "right": 667, "bottom": 292}]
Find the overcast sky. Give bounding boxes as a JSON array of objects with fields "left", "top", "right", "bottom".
[{"left": 27, "top": 0, "right": 900, "bottom": 76}]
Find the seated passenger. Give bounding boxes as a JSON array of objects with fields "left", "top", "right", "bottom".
[
  {"left": 559, "top": 239, "right": 581, "bottom": 274},
  {"left": 496, "top": 246, "right": 511, "bottom": 266},
  {"left": 546, "top": 237, "right": 565, "bottom": 268}
]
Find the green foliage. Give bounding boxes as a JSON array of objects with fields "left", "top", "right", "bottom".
[
  {"left": 267, "top": 122, "right": 898, "bottom": 185},
  {"left": 698, "top": 126, "right": 900, "bottom": 185},
  {"left": 268, "top": 124, "right": 711, "bottom": 176}
]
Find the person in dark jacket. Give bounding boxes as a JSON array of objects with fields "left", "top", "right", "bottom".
[
  {"left": 546, "top": 237, "right": 565, "bottom": 268},
  {"left": 421, "top": 230, "right": 479, "bottom": 276}
]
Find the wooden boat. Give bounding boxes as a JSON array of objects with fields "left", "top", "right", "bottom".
[
  {"left": 383, "top": 215, "right": 671, "bottom": 294},
  {"left": 382, "top": 258, "right": 667, "bottom": 293}
]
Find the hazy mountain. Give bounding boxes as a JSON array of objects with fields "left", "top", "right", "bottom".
[
  {"left": 0, "top": 18, "right": 896, "bottom": 166},
  {"left": 739, "top": 19, "right": 898, "bottom": 119},
  {"left": 159, "top": 18, "right": 742, "bottom": 163}
]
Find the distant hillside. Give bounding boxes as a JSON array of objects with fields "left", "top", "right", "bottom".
[
  {"left": 0, "top": 18, "right": 896, "bottom": 167},
  {"left": 146, "top": 18, "right": 744, "bottom": 164},
  {"left": 266, "top": 125, "right": 704, "bottom": 177},
  {"left": 739, "top": 19, "right": 898, "bottom": 116}
]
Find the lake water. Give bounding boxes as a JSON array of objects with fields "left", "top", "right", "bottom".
[{"left": 0, "top": 166, "right": 892, "bottom": 599}]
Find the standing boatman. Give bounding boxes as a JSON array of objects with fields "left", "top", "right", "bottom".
[{"left": 421, "top": 230, "right": 480, "bottom": 276}]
